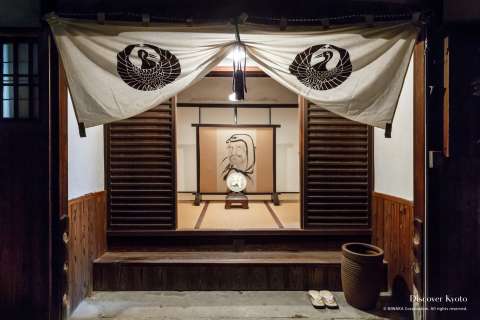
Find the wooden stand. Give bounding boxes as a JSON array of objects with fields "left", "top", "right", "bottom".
[
  {"left": 193, "top": 192, "right": 202, "bottom": 206},
  {"left": 225, "top": 193, "right": 249, "bottom": 209},
  {"left": 272, "top": 192, "right": 280, "bottom": 206}
]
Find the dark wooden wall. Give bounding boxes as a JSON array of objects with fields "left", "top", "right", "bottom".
[
  {"left": 0, "top": 31, "right": 53, "bottom": 319},
  {"left": 427, "top": 28, "right": 480, "bottom": 319},
  {"left": 67, "top": 191, "right": 107, "bottom": 314},
  {"left": 0, "top": 120, "right": 51, "bottom": 317},
  {"left": 372, "top": 192, "right": 414, "bottom": 293}
]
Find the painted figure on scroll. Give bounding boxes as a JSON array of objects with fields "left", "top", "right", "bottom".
[{"left": 220, "top": 133, "right": 256, "bottom": 182}]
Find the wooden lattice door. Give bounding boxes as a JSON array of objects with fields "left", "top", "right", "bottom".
[
  {"left": 302, "top": 100, "right": 372, "bottom": 230},
  {"left": 105, "top": 98, "right": 177, "bottom": 233}
]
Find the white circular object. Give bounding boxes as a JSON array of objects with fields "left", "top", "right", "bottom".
[
  {"left": 226, "top": 172, "right": 248, "bottom": 193},
  {"left": 228, "top": 92, "right": 238, "bottom": 101}
]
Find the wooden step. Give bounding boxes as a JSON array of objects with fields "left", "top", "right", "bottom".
[
  {"left": 95, "top": 250, "right": 342, "bottom": 265},
  {"left": 93, "top": 251, "right": 387, "bottom": 291}
]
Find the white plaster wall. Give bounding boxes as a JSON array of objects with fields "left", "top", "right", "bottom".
[
  {"left": 237, "top": 108, "right": 270, "bottom": 125},
  {"left": 178, "top": 77, "right": 298, "bottom": 105},
  {"left": 176, "top": 107, "right": 199, "bottom": 192},
  {"left": 176, "top": 106, "right": 300, "bottom": 192},
  {"left": 272, "top": 108, "right": 300, "bottom": 192},
  {"left": 201, "top": 108, "right": 235, "bottom": 124},
  {"left": 68, "top": 92, "right": 105, "bottom": 200},
  {"left": 374, "top": 58, "right": 414, "bottom": 200}
]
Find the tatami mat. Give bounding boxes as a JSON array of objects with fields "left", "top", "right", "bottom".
[
  {"left": 200, "top": 201, "right": 277, "bottom": 229},
  {"left": 177, "top": 199, "right": 301, "bottom": 230},
  {"left": 271, "top": 200, "right": 301, "bottom": 229},
  {"left": 177, "top": 201, "right": 204, "bottom": 229}
]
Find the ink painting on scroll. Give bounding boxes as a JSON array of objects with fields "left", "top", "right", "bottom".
[{"left": 198, "top": 127, "right": 274, "bottom": 193}]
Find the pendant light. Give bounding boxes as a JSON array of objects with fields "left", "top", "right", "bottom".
[{"left": 232, "top": 18, "right": 247, "bottom": 101}]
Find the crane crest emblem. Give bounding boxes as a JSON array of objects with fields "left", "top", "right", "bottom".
[
  {"left": 117, "top": 44, "right": 181, "bottom": 91},
  {"left": 289, "top": 44, "right": 352, "bottom": 90}
]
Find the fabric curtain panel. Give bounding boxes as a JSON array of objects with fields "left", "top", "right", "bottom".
[{"left": 48, "top": 15, "right": 419, "bottom": 129}]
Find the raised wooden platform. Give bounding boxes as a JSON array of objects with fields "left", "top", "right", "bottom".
[
  {"left": 93, "top": 250, "right": 387, "bottom": 291},
  {"left": 95, "top": 250, "right": 342, "bottom": 265}
]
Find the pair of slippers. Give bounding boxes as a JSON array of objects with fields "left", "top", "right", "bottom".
[{"left": 308, "top": 290, "right": 339, "bottom": 309}]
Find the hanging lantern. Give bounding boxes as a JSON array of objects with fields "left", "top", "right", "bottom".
[{"left": 232, "top": 21, "right": 247, "bottom": 101}]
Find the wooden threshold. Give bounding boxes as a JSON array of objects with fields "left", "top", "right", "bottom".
[
  {"left": 107, "top": 228, "right": 372, "bottom": 237},
  {"left": 95, "top": 250, "right": 342, "bottom": 265}
]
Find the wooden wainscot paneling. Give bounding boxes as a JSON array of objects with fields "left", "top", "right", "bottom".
[
  {"left": 372, "top": 192, "right": 414, "bottom": 293},
  {"left": 68, "top": 191, "right": 107, "bottom": 314}
]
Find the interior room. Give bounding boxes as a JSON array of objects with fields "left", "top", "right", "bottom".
[{"left": 175, "top": 72, "right": 301, "bottom": 230}]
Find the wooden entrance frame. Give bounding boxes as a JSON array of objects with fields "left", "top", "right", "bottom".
[
  {"left": 413, "top": 32, "right": 427, "bottom": 303},
  {"left": 0, "top": 12, "right": 433, "bottom": 320},
  {"left": 50, "top": 32, "right": 428, "bottom": 319}
]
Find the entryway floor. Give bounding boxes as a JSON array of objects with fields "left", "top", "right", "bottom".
[{"left": 70, "top": 291, "right": 395, "bottom": 320}]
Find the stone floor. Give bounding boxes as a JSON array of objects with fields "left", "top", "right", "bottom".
[{"left": 70, "top": 291, "right": 398, "bottom": 320}]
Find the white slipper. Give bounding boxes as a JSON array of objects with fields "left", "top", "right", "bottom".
[
  {"left": 308, "top": 290, "right": 325, "bottom": 309},
  {"left": 319, "top": 290, "right": 339, "bottom": 309}
]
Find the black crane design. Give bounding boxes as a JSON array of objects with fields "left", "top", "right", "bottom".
[
  {"left": 289, "top": 44, "right": 352, "bottom": 90},
  {"left": 117, "top": 44, "right": 181, "bottom": 91}
]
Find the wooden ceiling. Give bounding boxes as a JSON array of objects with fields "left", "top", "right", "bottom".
[{"left": 53, "top": 0, "right": 425, "bottom": 22}]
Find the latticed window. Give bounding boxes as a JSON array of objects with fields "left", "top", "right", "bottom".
[{"left": 1, "top": 39, "right": 39, "bottom": 120}]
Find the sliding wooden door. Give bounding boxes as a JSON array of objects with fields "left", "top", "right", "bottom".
[
  {"left": 105, "top": 98, "right": 177, "bottom": 234},
  {"left": 302, "top": 99, "right": 372, "bottom": 230}
]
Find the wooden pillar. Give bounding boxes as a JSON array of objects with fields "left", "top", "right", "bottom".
[{"left": 413, "top": 34, "right": 426, "bottom": 304}]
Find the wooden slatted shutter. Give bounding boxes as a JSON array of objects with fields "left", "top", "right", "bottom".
[
  {"left": 105, "top": 99, "right": 176, "bottom": 232},
  {"left": 303, "top": 102, "right": 372, "bottom": 229}
]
